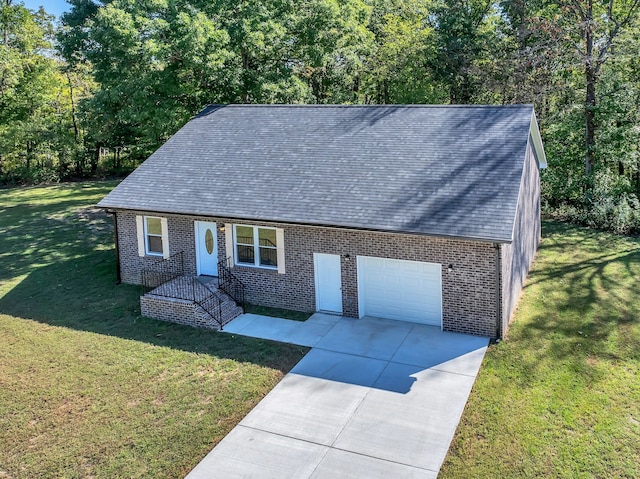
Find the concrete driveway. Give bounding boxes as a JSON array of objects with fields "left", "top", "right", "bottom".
[{"left": 185, "top": 313, "right": 489, "bottom": 478}]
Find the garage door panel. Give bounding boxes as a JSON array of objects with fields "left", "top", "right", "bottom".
[
  {"left": 357, "top": 256, "right": 442, "bottom": 326},
  {"left": 404, "top": 292, "right": 427, "bottom": 304}
]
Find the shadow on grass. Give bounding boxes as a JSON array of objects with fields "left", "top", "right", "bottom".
[
  {"left": 506, "top": 220, "right": 640, "bottom": 385},
  {"left": 0, "top": 182, "right": 306, "bottom": 373},
  {"left": 0, "top": 202, "right": 109, "bottom": 282},
  {"left": 0, "top": 250, "right": 307, "bottom": 373},
  {"left": 0, "top": 182, "right": 119, "bottom": 283}
]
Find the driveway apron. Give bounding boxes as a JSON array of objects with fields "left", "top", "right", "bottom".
[{"left": 185, "top": 313, "right": 489, "bottom": 478}]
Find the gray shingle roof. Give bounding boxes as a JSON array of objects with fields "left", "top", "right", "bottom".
[{"left": 98, "top": 104, "right": 543, "bottom": 242}]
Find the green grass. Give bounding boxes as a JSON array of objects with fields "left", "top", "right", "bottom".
[
  {"left": 0, "top": 182, "right": 308, "bottom": 479},
  {"left": 244, "top": 303, "right": 313, "bottom": 321},
  {"left": 4, "top": 184, "right": 639, "bottom": 478},
  {"left": 441, "top": 221, "right": 640, "bottom": 478}
]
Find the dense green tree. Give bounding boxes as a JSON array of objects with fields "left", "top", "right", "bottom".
[
  {"left": 58, "top": 0, "right": 374, "bottom": 158},
  {"left": 293, "top": 0, "right": 373, "bottom": 103},
  {"left": 0, "top": 2, "right": 72, "bottom": 181},
  {"left": 426, "top": 0, "right": 494, "bottom": 103},
  {"left": 549, "top": 0, "right": 640, "bottom": 175},
  {"left": 58, "top": 0, "right": 112, "bottom": 66},
  {"left": 1, "top": 0, "right": 639, "bottom": 233},
  {"left": 363, "top": 0, "right": 445, "bottom": 103},
  {"left": 62, "top": 0, "right": 235, "bottom": 162},
  {"left": 210, "top": 0, "right": 305, "bottom": 103}
]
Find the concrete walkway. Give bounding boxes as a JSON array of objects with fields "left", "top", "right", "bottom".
[{"left": 186, "top": 313, "right": 489, "bottom": 478}]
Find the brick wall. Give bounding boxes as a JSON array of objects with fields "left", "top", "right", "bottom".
[
  {"left": 139, "top": 294, "right": 241, "bottom": 330},
  {"left": 117, "top": 210, "right": 499, "bottom": 337},
  {"left": 116, "top": 212, "right": 219, "bottom": 283},
  {"left": 140, "top": 295, "right": 216, "bottom": 329},
  {"left": 501, "top": 138, "right": 542, "bottom": 336}
]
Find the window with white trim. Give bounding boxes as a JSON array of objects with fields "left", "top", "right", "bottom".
[
  {"left": 234, "top": 225, "right": 278, "bottom": 268},
  {"left": 144, "top": 216, "right": 164, "bottom": 256}
]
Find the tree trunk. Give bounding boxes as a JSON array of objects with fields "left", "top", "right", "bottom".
[
  {"left": 377, "top": 80, "right": 389, "bottom": 104},
  {"left": 74, "top": 150, "right": 84, "bottom": 176},
  {"left": 66, "top": 71, "right": 79, "bottom": 142},
  {"left": 25, "top": 140, "right": 32, "bottom": 171},
  {"left": 585, "top": 67, "right": 597, "bottom": 175},
  {"left": 91, "top": 142, "right": 102, "bottom": 175},
  {"left": 352, "top": 74, "right": 360, "bottom": 102},
  {"left": 2, "top": 0, "right": 11, "bottom": 46},
  {"left": 241, "top": 50, "right": 250, "bottom": 104},
  {"left": 583, "top": 0, "right": 596, "bottom": 176}
]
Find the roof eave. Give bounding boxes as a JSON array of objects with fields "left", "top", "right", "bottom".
[{"left": 98, "top": 204, "right": 513, "bottom": 244}]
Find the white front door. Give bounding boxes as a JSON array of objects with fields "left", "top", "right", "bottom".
[
  {"left": 314, "top": 253, "right": 342, "bottom": 313},
  {"left": 195, "top": 221, "right": 218, "bottom": 276}
]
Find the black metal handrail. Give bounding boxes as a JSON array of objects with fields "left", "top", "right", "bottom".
[
  {"left": 195, "top": 281, "right": 224, "bottom": 330},
  {"left": 142, "top": 273, "right": 195, "bottom": 301},
  {"left": 217, "top": 257, "right": 246, "bottom": 310},
  {"left": 141, "top": 251, "right": 184, "bottom": 294},
  {"left": 143, "top": 274, "right": 225, "bottom": 329},
  {"left": 140, "top": 251, "right": 226, "bottom": 328}
]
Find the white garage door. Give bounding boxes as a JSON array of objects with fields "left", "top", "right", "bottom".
[{"left": 357, "top": 256, "right": 442, "bottom": 326}]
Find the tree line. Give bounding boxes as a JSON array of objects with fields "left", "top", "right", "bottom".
[{"left": 1, "top": 0, "right": 639, "bottom": 233}]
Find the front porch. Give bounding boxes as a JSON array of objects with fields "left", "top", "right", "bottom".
[{"left": 139, "top": 252, "right": 245, "bottom": 330}]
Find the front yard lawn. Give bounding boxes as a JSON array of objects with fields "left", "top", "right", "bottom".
[
  {"left": 3, "top": 182, "right": 638, "bottom": 478},
  {"left": 0, "top": 182, "right": 308, "bottom": 478},
  {"left": 441, "top": 221, "right": 640, "bottom": 478}
]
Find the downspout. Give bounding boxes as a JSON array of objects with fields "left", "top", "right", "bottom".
[
  {"left": 494, "top": 243, "right": 502, "bottom": 340},
  {"left": 110, "top": 211, "right": 122, "bottom": 284}
]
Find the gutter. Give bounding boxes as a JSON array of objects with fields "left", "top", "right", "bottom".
[
  {"left": 96, "top": 206, "right": 514, "bottom": 245},
  {"left": 494, "top": 243, "right": 502, "bottom": 340},
  {"left": 109, "top": 210, "right": 122, "bottom": 284}
]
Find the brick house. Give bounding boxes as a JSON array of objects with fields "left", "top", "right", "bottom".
[{"left": 98, "top": 104, "right": 547, "bottom": 338}]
